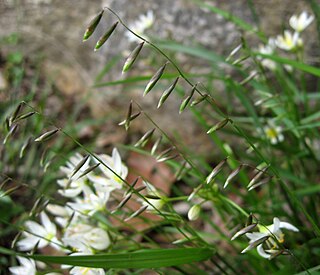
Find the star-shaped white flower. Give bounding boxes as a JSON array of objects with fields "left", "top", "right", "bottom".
[
  {"left": 289, "top": 11, "right": 314, "bottom": 32},
  {"left": 17, "top": 212, "right": 61, "bottom": 251},
  {"left": 9, "top": 257, "right": 36, "bottom": 275},
  {"left": 88, "top": 148, "right": 128, "bottom": 191},
  {"left": 58, "top": 153, "right": 91, "bottom": 198},
  {"left": 242, "top": 217, "right": 299, "bottom": 259},
  {"left": 125, "top": 10, "right": 155, "bottom": 43},
  {"left": 263, "top": 121, "right": 284, "bottom": 145},
  {"left": 67, "top": 189, "right": 110, "bottom": 216},
  {"left": 275, "top": 30, "right": 302, "bottom": 51}
]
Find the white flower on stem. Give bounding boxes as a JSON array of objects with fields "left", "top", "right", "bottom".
[
  {"left": 187, "top": 204, "right": 201, "bottom": 221},
  {"left": 62, "top": 253, "right": 105, "bottom": 275},
  {"left": 63, "top": 223, "right": 110, "bottom": 252},
  {"left": 258, "top": 38, "right": 277, "bottom": 70},
  {"left": 125, "top": 10, "right": 155, "bottom": 43},
  {"left": 242, "top": 217, "right": 299, "bottom": 259},
  {"left": 67, "top": 189, "right": 110, "bottom": 216},
  {"left": 46, "top": 203, "right": 77, "bottom": 228},
  {"left": 17, "top": 212, "right": 61, "bottom": 251},
  {"left": 9, "top": 257, "right": 36, "bottom": 275},
  {"left": 88, "top": 148, "right": 128, "bottom": 191},
  {"left": 275, "top": 30, "right": 302, "bottom": 51},
  {"left": 263, "top": 122, "right": 284, "bottom": 145},
  {"left": 289, "top": 11, "right": 314, "bottom": 32},
  {"left": 58, "top": 153, "right": 91, "bottom": 198}
]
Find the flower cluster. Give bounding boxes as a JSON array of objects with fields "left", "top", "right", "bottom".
[
  {"left": 232, "top": 217, "right": 299, "bottom": 260},
  {"left": 11, "top": 148, "right": 128, "bottom": 275},
  {"left": 258, "top": 11, "right": 314, "bottom": 69},
  {"left": 125, "top": 10, "right": 155, "bottom": 43}
]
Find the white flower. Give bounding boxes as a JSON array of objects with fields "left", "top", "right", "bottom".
[
  {"left": 46, "top": 203, "right": 77, "bottom": 228},
  {"left": 63, "top": 223, "right": 110, "bottom": 252},
  {"left": 258, "top": 38, "right": 277, "bottom": 70},
  {"left": 187, "top": 204, "right": 201, "bottom": 221},
  {"left": 275, "top": 30, "right": 303, "bottom": 51},
  {"left": 263, "top": 122, "right": 284, "bottom": 144},
  {"left": 125, "top": 10, "right": 154, "bottom": 43},
  {"left": 289, "top": 11, "right": 314, "bottom": 32},
  {"left": 17, "top": 212, "right": 61, "bottom": 251},
  {"left": 62, "top": 253, "right": 105, "bottom": 275},
  {"left": 67, "top": 189, "right": 110, "bottom": 216},
  {"left": 88, "top": 148, "right": 128, "bottom": 191},
  {"left": 9, "top": 257, "right": 36, "bottom": 275},
  {"left": 242, "top": 217, "right": 299, "bottom": 259},
  {"left": 70, "top": 266, "right": 105, "bottom": 275},
  {"left": 58, "top": 153, "right": 91, "bottom": 198}
]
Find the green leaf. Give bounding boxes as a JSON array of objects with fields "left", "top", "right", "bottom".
[
  {"left": 255, "top": 53, "right": 320, "bottom": 77},
  {"left": 26, "top": 248, "right": 215, "bottom": 269}
]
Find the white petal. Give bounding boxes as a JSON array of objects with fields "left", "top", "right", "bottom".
[
  {"left": 112, "top": 148, "right": 122, "bottom": 173},
  {"left": 25, "top": 221, "right": 46, "bottom": 236},
  {"left": 245, "top": 232, "right": 267, "bottom": 241},
  {"left": 257, "top": 244, "right": 271, "bottom": 259},
  {"left": 279, "top": 221, "right": 299, "bottom": 232},
  {"left": 270, "top": 217, "right": 280, "bottom": 233},
  {"left": 16, "top": 236, "right": 39, "bottom": 251},
  {"left": 58, "top": 187, "right": 82, "bottom": 198},
  {"left": 40, "top": 212, "right": 56, "bottom": 234}
]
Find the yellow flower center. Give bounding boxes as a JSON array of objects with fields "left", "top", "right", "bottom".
[{"left": 265, "top": 127, "right": 278, "bottom": 139}]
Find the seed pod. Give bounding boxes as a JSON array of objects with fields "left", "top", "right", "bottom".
[
  {"left": 124, "top": 205, "right": 148, "bottom": 222},
  {"left": 125, "top": 177, "right": 140, "bottom": 195},
  {"left": 206, "top": 158, "right": 228, "bottom": 184},
  {"left": 20, "top": 137, "right": 32, "bottom": 158},
  {"left": 226, "top": 44, "right": 242, "bottom": 62},
  {"left": 94, "top": 21, "right": 119, "bottom": 51},
  {"left": 3, "top": 124, "right": 19, "bottom": 144},
  {"left": 118, "top": 112, "right": 141, "bottom": 127},
  {"left": 115, "top": 193, "right": 132, "bottom": 211},
  {"left": 179, "top": 85, "right": 196, "bottom": 114},
  {"left": 248, "top": 177, "right": 271, "bottom": 191},
  {"left": 240, "top": 70, "right": 258, "bottom": 85},
  {"left": 157, "top": 77, "right": 179, "bottom": 108},
  {"left": 143, "top": 63, "right": 167, "bottom": 96},
  {"left": 241, "top": 235, "right": 269, "bottom": 253},
  {"left": 14, "top": 111, "right": 36, "bottom": 122},
  {"left": 150, "top": 136, "right": 162, "bottom": 156},
  {"left": 247, "top": 165, "right": 269, "bottom": 188},
  {"left": 5, "top": 117, "right": 10, "bottom": 131},
  {"left": 83, "top": 10, "right": 104, "bottom": 41},
  {"left": 11, "top": 232, "right": 22, "bottom": 248},
  {"left": 0, "top": 185, "right": 20, "bottom": 198},
  {"left": 69, "top": 155, "right": 90, "bottom": 179},
  {"left": 34, "top": 129, "right": 59, "bottom": 142},
  {"left": 122, "top": 42, "right": 144, "bottom": 73},
  {"left": 134, "top": 128, "right": 155, "bottom": 147},
  {"left": 224, "top": 164, "right": 243, "bottom": 188},
  {"left": 9, "top": 103, "right": 23, "bottom": 125},
  {"left": 76, "top": 163, "right": 100, "bottom": 180},
  {"left": 157, "top": 154, "right": 178, "bottom": 163},
  {"left": 156, "top": 146, "right": 175, "bottom": 161},
  {"left": 207, "top": 118, "right": 230, "bottom": 134},
  {"left": 190, "top": 93, "right": 208, "bottom": 106},
  {"left": 231, "top": 223, "right": 257, "bottom": 241},
  {"left": 246, "top": 213, "right": 254, "bottom": 226}
]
